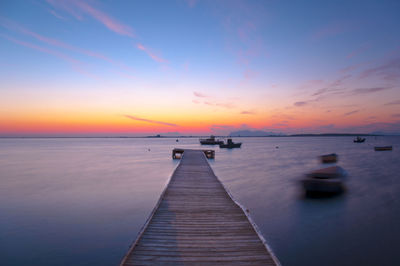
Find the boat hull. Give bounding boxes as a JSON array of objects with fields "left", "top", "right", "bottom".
[
  {"left": 301, "top": 178, "right": 344, "bottom": 193},
  {"left": 200, "top": 140, "right": 224, "bottom": 145},
  {"left": 374, "top": 146, "right": 392, "bottom": 151},
  {"left": 219, "top": 143, "right": 242, "bottom": 148},
  {"left": 320, "top": 153, "right": 338, "bottom": 163},
  {"left": 302, "top": 166, "right": 346, "bottom": 194}
]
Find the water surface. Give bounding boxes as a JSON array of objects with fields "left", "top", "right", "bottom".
[{"left": 1, "top": 137, "right": 399, "bottom": 265}]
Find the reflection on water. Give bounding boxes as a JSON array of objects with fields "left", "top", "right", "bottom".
[{"left": 0, "top": 137, "right": 399, "bottom": 265}]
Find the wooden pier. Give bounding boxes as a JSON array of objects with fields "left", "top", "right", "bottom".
[
  {"left": 121, "top": 149, "right": 279, "bottom": 265},
  {"left": 172, "top": 148, "right": 215, "bottom": 159}
]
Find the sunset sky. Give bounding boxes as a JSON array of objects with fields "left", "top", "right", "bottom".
[{"left": 1, "top": 0, "right": 400, "bottom": 136}]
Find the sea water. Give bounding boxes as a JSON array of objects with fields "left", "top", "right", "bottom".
[{"left": 0, "top": 137, "right": 399, "bottom": 265}]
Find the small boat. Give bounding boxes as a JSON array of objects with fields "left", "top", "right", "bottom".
[
  {"left": 320, "top": 153, "right": 338, "bottom": 163},
  {"left": 374, "top": 146, "right": 393, "bottom": 151},
  {"left": 199, "top": 135, "right": 224, "bottom": 145},
  {"left": 301, "top": 166, "right": 346, "bottom": 194},
  {"left": 219, "top": 138, "right": 242, "bottom": 149},
  {"left": 353, "top": 136, "right": 366, "bottom": 143}
]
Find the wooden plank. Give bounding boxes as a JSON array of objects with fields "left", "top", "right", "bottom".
[{"left": 120, "top": 149, "right": 280, "bottom": 265}]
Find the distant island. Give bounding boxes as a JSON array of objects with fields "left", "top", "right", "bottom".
[
  {"left": 229, "top": 130, "right": 284, "bottom": 137},
  {"left": 228, "top": 130, "right": 380, "bottom": 137}
]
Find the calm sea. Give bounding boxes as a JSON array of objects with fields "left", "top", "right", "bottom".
[{"left": 1, "top": 137, "right": 399, "bottom": 266}]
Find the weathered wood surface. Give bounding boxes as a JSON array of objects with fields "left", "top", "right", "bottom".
[{"left": 121, "top": 149, "right": 279, "bottom": 265}]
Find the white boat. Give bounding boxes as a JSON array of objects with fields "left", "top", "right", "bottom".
[
  {"left": 301, "top": 166, "right": 346, "bottom": 194},
  {"left": 199, "top": 135, "right": 223, "bottom": 145}
]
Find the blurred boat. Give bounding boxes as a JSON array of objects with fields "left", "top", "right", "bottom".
[
  {"left": 199, "top": 135, "right": 223, "bottom": 145},
  {"left": 353, "top": 136, "right": 366, "bottom": 143},
  {"left": 301, "top": 166, "right": 346, "bottom": 194},
  {"left": 374, "top": 146, "right": 392, "bottom": 151},
  {"left": 219, "top": 138, "right": 242, "bottom": 149},
  {"left": 320, "top": 153, "right": 338, "bottom": 163}
]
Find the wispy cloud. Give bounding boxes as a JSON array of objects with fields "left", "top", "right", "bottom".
[
  {"left": 124, "top": 115, "right": 178, "bottom": 127},
  {"left": 0, "top": 33, "right": 76, "bottom": 63},
  {"left": 48, "top": 9, "right": 65, "bottom": 20},
  {"left": 392, "top": 113, "right": 400, "bottom": 118},
  {"left": 0, "top": 33, "right": 100, "bottom": 79},
  {"left": 330, "top": 74, "right": 352, "bottom": 87},
  {"left": 385, "top": 99, "right": 400, "bottom": 106},
  {"left": 346, "top": 43, "right": 371, "bottom": 59},
  {"left": 193, "top": 92, "right": 236, "bottom": 109},
  {"left": 312, "top": 88, "right": 329, "bottom": 97},
  {"left": 0, "top": 18, "right": 135, "bottom": 76},
  {"left": 360, "top": 58, "right": 400, "bottom": 81},
  {"left": 240, "top": 110, "right": 255, "bottom": 115},
  {"left": 45, "top": 0, "right": 83, "bottom": 20},
  {"left": 350, "top": 87, "right": 391, "bottom": 95},
  {"left": 46, "top": 0, "right": 135, "bottom": 37},
  {"left": 193, "top": 91, "right": 209, "bottom": 98},
  {"left": 344, "top": 110, "right": 359, "bottom": 116},
  {"left": 136, "top": 43, "right": 167, "bottom": 63},
  {"left": 294, "top": 101, "right": 308, "bottom": 107}
]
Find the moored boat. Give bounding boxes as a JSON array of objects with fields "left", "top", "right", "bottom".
[
  {"left": 320, "top": 153, "right": 338, "bottom": 163},
  {"left": 353, "top": 136, "right": 366, "bottom": 143},
  {"left": 199, "top": 135, "right": 223, "bottom": 145},
  {"left": 374, "top": 146, "right": 392, "bottom": 151},
  {"left": 219, "top": 138, "right": 242, "bottom": 149},
  {"left": 301, "top": 166, "right": 346, "bottom": 194}
]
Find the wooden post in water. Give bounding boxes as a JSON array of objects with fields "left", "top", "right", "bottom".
[{"left": 121, "top": 149, "right": 279, "bottom": 265}]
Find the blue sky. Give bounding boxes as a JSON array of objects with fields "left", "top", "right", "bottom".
[{"left": 0, "top": 0, "right": 400, "bottom": 136}]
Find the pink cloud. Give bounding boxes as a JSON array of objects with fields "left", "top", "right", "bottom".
[
  {"left": 0, "top": 33, "right": 100, "bottom": 80},
  {"left": 45, "top": 0, "right": 84, "bottom": 20},
  {"left": 0, "top": 33, "right": 77, "bottom": 64},
  {"left": 330, "top": 74, "right": 352, "bottom": 87},
  {"left": 294, "top": 101, "right": 308, "bottom": 107},
  {"left": 48, "top": 9, "right": 65, "bottom": 20},
  {"left": 385, "top": 99, "right": 400, "bottom": 106},
  {"left": 360, "top": 58, "right": 400, "bottom": 81},
  {"left": 350, "top": 87, "right": 391, "bottom": 95},
  {"left": 240, "top": 110, "right": 255, "bottom": 115},
  {"left": 136, "top": 43, "right": 167, "bottom": 63},
  {"left": 46, "top": 0, "right": 135, "bottom": 37},
  {"left": 243, "top": 68, "right": 258, "bottom": 80},
  {"left": 0, "top": 18, "right": 136, "bottom": 77},
  {"left": 344, "top": 110, "right": 359, "bottom": 116},
  {"left": 193, "top": 91, "right": 209, "bottom": 98}
]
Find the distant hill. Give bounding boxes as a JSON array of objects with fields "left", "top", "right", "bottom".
[{"left": 229, "top": 130, "right": 284, "bottom": 137}]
